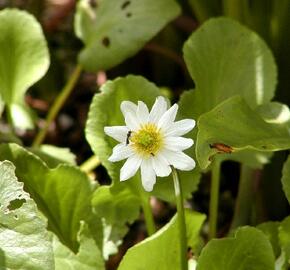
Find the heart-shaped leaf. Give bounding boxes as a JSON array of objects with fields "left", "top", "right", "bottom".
[
  {"left": 0, "top": 161, "right": 54, "bottom": 270},
  {"left": 75, "top": 0, "right": 180, "bottom": 71}
]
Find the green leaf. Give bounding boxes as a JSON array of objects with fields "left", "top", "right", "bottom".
[
  {"left": 197, "top": 227, "right": 275, "bottom": 270},
  {"left": 92, "top": 185, "right": 140, "bottom": 225},
  {"left": 256, "top": 102, "right": 290, "bottom": 127},
  {"left": 92, "top": 185, "right": 139, "bottom": 258},
  {"left": 257, "top": 222, "right": 281, "bottom": 257},
  {"left": 118, "top": 210, "right": 205, "bottom": 270},
  {"left": 0, "top": 161, "right": 54, "bottom": 270},
  {"left": 30, "top": 144, "right": 77, "bottom": 167},
  {"left": 75, "top": 0, "right": 180, "bottom": 71},
  {"left": 0, "top": 9, "right": 49, "bottom": 129},
  {"left": 196, "top": 96, "right": 290, "bottom": 169},
  {"left": 282, "top": 155, "right": 290, "bottom": 206},
  {"left": 0, "top": 143, "right": 94, "bottom": 252},
  {"left": 279, "top": 216, "right": 290, "bottom": 267},
  {"left": 53, "top": 222, "right": 105, "bottom": 270},
  {"left": 182, "top": 17, "right": 277, "bottom": 119}
]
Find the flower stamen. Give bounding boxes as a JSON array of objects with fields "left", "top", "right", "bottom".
[{"left": 130, "top": 123, "right": 163, "bottom": 157}]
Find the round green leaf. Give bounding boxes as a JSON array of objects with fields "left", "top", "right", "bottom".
[
  {"left": 197, "top": 227, "right": 275, "bottom": 270},
  {"left": 75, "top": 0, "right": 180, "bottom": 71},
  {"left": 0, "top": 161, "right": 54, "bottom": 270},
  {"left": 0, "top": 9, "right": 49, "bottom": 128},
  {"left": 182, "top": 17, "right": 277, "bottom": 119}
]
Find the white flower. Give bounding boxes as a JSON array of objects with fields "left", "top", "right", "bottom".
[{"left": 104, "top": 96, "right": 196, "bottom": 192}]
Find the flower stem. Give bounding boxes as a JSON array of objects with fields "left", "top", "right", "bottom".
[
  {"left": 79, "top": 155, "right": 101, "bottom": 173},
  {"left": 209, "top": 160, "right": 221, "bottom": 239},
  {"left": 230, "top": 164, "right": 255, "bottom": 230},
  {"left": 141, "top": 196, "right": 156, "bottom": 236},
  {"left": 32, "top": 65, "right": 82, "bottom": 147},
  {"left": 172, "top": 167, "right": 188, "bottom": 270}
]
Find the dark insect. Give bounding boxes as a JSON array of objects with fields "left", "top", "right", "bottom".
[
  {"left": 126, "top": 131, "right": 132, "bottom": 145},
  {"left": 209, "top": 143, "right": 233, "bottom": 154},
  {"left": 150, "top": 153, "right": 155, "bottom": 157}
]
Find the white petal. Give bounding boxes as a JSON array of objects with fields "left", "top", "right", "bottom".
[
  {"left": 141, "top": 158, "right": 156, "bottom": 192},
  {"left": 121, "top": 101, "right": 137, "bottom": 118},
  {"left": 108, "top": 144, "right": 134, "bottom": 162},
  {"left": 125, "top": 112, "right": 140, "bottom": 131},
  {"left": 164, "top": 137, "right": 194, "bottom": 151},
  {"left": 104, "top": 126, "right": 129, "bottom": 143},
  {"left": 149, "top": 96, "right": 168, "bottom": 124},
  {"left": 137, "top": 101, "right": 149, "bottom": 124},
  {"left": 158, "top": 104, "right": 178, "bottom": 131},
  {"left": 165, "top": 119, "right": 196, "bottom": 136},
  {"left": 151, "top": 154, "right": 171, "bottom": 177},
  {"left": 120, "top": 155, "right": 142, "bottom": 181},
  {"left": 163, "top": 150, "right": 196, "bottom": 171}
]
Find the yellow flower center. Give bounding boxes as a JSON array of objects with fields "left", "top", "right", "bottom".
[{"left": 130, "top": 123, "right": 163, "bottom": 157}]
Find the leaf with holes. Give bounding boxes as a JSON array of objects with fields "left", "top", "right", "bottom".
[
  {"left": 0, "top": 9, "right": 49, "bottom": 129},
  {"left": 196, "top": 96, "right": 290, "bottom": 169},
  {"left": 196, "top": 227, "right": 275, "bottom": 270},
  {"left": 75, "top": 0, "right": 180, "bottom": 71},
  {"left": 0, "top": 143, "right": 95, "bottom": 252},
  {"left": 0, "top": 161, "right": 54, "bottom": 270}
]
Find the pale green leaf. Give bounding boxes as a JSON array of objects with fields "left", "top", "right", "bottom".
[
  {"left": 75, "top": 0, "right": 180, "bottom": 71},
  {"left": 197, "top": 227, "right": 275, "bottom": 270},
  {"left": 0, "top": 9, "right": 49, "bottom": 129},
  {"left": 118, "top": 210, "right": 205, "bottom": 270},
  {"left": 0, "top": 143, "right": 94, "bottom": 252},
  {"left": 0, "top": 161, "right": 54, "bottom": 270},
  {"left": 53, "top": 222, "right": 104, "bottom": 270},
  {"left": 196, "top": 96, "right": 290, "bottom": 169}
]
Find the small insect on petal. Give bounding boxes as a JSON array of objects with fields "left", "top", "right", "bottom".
[
  {"left": 209, "top": 143, "right": 233, "bottom": 154},
  {"left": 126, "top": 130, "right": 132, "bottom": 145}
]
